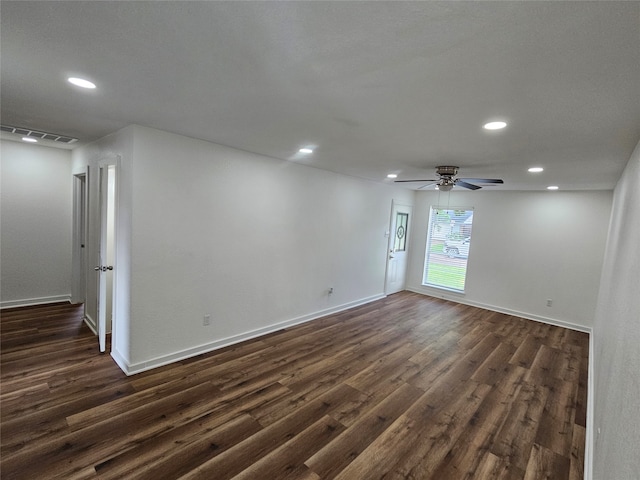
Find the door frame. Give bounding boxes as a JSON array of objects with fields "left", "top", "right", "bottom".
[{"left": 71, "top": 169, "right": 89, "bottom": 306}]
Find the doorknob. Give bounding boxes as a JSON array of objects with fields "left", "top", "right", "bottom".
[{"left": 94, "top": 266, "right": 114, "bottom": 272}]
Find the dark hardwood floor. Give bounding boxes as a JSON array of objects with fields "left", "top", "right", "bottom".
[{"left": 0, "top": 292, "right": 588, "bottom": 479}]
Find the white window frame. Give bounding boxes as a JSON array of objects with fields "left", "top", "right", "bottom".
[{"left": 422, "top": 206, "right": 474, "bottom": 293}]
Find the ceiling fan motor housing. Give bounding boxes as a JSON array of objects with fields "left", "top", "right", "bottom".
[
  {"left": 436, "top": 166, "right": 459, "bottom": 177},
  {"left": 440, "top": 177, "right": 455, "bottom": 187}
]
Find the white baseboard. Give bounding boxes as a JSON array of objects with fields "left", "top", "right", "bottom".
[
  {"left": 0, "top": 294, "right": 71, "bottom": 309},
  {"left": 83, "top": 313, "right": 97, "bottom": 335},
  {"left": 118, "top": 293, "right": 386, "bottom": 376},
  {"left": 406, "top": 287, "right": 591, "bottom": 334},
  {"left": 110, "top": 347, "right": 131, "bottom": 375}
]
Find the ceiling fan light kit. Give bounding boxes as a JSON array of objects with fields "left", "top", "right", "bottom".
[{"left": 395, "top": 166, "right": 504, "bottom": 191}]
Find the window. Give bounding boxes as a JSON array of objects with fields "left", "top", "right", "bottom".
[
  {"left": 393, "top": 212, "right": 409, "bottom": 252},
  {"left": 423, "top": 207, "right": 474, "bottom": 292}
]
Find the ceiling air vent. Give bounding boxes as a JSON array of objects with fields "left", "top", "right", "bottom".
[{"left": 1, "top": 125, "right": 78, "bottom": 144}]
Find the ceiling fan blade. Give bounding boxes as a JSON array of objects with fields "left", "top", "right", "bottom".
[
  {"left": 417, "top": 182, "right": 439, "bottom": 189},
  {"left": 394, "top": 179, "right": 437, "bottom": 183},
  {"left": 458, "top": 178, "right": 504, "bottom": 184},
  {"left": 455, "top": 179, "right": 482, "bottom": 190}
]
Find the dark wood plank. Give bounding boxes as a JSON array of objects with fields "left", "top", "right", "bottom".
[
  {"left": 429, "top": 365, "right": 528, "bottom": 479},
  {"left": 231, "top": 415, "right": 345, "bottom": 480},
  {"left": 524, "top": 443, "right": 571, "bottom": 480},
  {"left": 569, "top": 424, "right": 586, "bottom": 480},
  {"left": 535, "top": 377, "right": 578, "bottom": 458},
  {"left": 95, "top": 413, "right": 263, "bottom": 480},
  {"left": 177, "top": 383, "right": 362, "bottom": 480},
  {"left": 490, "top": 381, "right": 551, "bottom": 472},
  {"left": 329, "top": 381, "right": 491, "bottom": 479},
  {"left": 0, "top": 293, "right": 589, "bottom": 479},
  {"left": 474, "top": 452, "right": 526, "bottom": 480},
  {"left": 305, "top": 382, "right": 423, "bottom": 479}
]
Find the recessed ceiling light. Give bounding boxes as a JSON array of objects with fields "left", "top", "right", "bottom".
[
  {"left": 387, "top": 174, "right": 398, "bottom": 179},
  {"left": 483, "top": 121, "right": 507, "bottom": 130},
  {"left": 528, "top": 167, "right": 544, "bottom": 173},
  {"left": 547, "top": 186, "right": 559, "bottom": 190},
  {"left": 68, "top": 77, "right": 96, "bottom": 89},
  {"left": 22, "top": 137, "right": 38, "bottom": 143},
  {"left": 299, "top": 147, "right": 313, "bottom": 154}
]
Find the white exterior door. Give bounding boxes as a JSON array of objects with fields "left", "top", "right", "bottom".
[{"left": 385, "top": 202, "right": 412, "bottom": 295}]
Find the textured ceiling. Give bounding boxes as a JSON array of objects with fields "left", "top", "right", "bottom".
[{"left": 1, "top": 1, "right": 639, "bottom": 190}]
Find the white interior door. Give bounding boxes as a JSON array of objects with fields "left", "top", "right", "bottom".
[
  {"left": 96, "top": 163, "right": 116, "bottom": 353},
  {"left": 96, "top": 165, "right": 109, "bottom": 352},
  {"left": 385, "top": 202, "right": 413, "bottom": 295}
]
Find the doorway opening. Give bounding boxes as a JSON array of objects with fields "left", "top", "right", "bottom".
[
  {"left": 72, "top": 172, "right": 87, "bottom": 305},
  {"left": 73, "top": 159, "right": 119, "bottom": 354}
]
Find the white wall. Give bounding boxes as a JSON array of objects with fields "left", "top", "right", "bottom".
[
  {"left": 1, "top": 140, "right": 72, "bottom": 307},
  {"left": 72, "top": 125, "right": 413, "bottom": 373},
  {"left": 407, "top": 189, "right": 612, "bottom": 330},
  {"left": 592, "top": 141, "right": 640, "bottom": 479},
  {"left": 125, "top": 125, "right": 413, "bottom": 370}
]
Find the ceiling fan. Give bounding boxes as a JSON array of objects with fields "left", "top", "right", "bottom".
[{"left": 395, "top": 166, "right": 503, "bottom": 191}]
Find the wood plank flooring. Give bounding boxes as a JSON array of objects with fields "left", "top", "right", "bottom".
[{"left": 0, "top": 292, "right": 589, "bottom": 479}]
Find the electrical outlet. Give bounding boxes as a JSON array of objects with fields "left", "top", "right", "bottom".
[
  {"left": 546, "top": 299, "right": 553, "bottom": 307},
  {"left": 203, "top": 314, "right": 211, "bottom": 326}
]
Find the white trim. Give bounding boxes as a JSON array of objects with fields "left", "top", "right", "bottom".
[
  {"left": 71, "top": 170, "right": 88, "bottom": 304},
  {"left": 83, "top": 313, "right": 97, "bottom": 335},
  {"left": 0, "top": 295, "right": 71, "bottom": 309},
  {"left": 584, "top": 330, "right": 595, "bottom": 480},
  {"left": 110, "top": 347, "right": 130, "bottom": 375},
  {"left": 115, "top": 293, "right": 386, "bottom": 376},
  {"left": 406, "top": 286, "right": 591, "bottom": 333}
]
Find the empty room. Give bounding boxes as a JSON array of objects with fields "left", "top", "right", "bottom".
[{"left": 1, "top": 2, "right": 639, "bottom": 479}]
